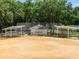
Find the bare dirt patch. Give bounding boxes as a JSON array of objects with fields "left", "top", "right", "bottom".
[{"left": 0, "top": 36, "right": 79, "bottom": 59}]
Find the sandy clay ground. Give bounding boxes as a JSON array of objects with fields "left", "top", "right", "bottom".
[{"left": 0, "top": 35, "right": 79, "bottom": 59}]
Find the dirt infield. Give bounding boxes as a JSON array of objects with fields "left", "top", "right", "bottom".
[{"left": 0, "top": 36, "right": 79, "bottom": 59}]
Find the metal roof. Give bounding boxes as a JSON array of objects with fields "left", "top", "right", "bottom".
[
  {"left": 55, "top": 26, "right": 79, "bottom": 30},
  {"left": 2, "top": 25, "right": 25, "bottom": 30}
]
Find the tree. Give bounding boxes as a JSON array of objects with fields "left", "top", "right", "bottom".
[
  {"left": 0, "top": 0, "right": 79, "bottom": 28},
  {"left": 73, "top": 6, "right": 79, "bottom": 25}
]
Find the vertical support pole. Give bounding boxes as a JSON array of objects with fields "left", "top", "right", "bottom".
[
  {"left": 15, "top": 29, "right": 16, "bottom": 36},
  {"left": 10, "top": 28, "right": 12, "bottom": 37},
  {"left": 21, "top": 27, "right": 22, "bottom": 36},
  {"left": 57, "top": 27, "right": 58, "bottom": 37},
  {"left": 73, "top": 29, "right": 74, "bottom": 37},
  {"left": 68, "top": 28, "right": 69, "bottom": 38},
  {"left": 5, "top": 29, "right": 6, "bottom": 37}
]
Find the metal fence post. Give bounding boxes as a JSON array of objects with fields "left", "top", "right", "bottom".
[{"left": 68, "top": 28, "right": 69, "bottom": 38}]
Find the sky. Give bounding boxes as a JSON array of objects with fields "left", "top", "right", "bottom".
[
  {"left": 68, "top": 0, "right": 79, "bottom": 7},
  {"left": 19, "top": 0, "right": 79, "bottom": 7}
]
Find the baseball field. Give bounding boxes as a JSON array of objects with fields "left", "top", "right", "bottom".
[{"left": 0, "top": 35, "right": 79, "bottom": 59}]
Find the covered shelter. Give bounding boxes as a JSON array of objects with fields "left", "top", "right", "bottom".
[
  {"left": 2, "top": 25, "right": 25, "bottom": 37},
  {"left": 55, "top": 25, "right": 79, "bottom": 38}
]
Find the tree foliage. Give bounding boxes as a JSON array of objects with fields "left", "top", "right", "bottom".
[{"left": 0, "top": 0, "right": 79, "bottom": 27}]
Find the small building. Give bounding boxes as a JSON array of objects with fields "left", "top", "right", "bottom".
[{"left": 30, "top": 24, "right": 47, "bottom": 36}]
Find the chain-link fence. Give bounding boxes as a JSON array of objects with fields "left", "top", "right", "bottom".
[{"left": 0, "top": 23, "right": 79, "bottom": 39}]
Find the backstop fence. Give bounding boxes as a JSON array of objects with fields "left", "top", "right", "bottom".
[{"left": 0, "top": 23, "right": 79, "bottom": 39}]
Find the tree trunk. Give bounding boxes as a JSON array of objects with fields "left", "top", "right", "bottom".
[{"left": 13, "top": 11, "right": 16, "bottom": 25}]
